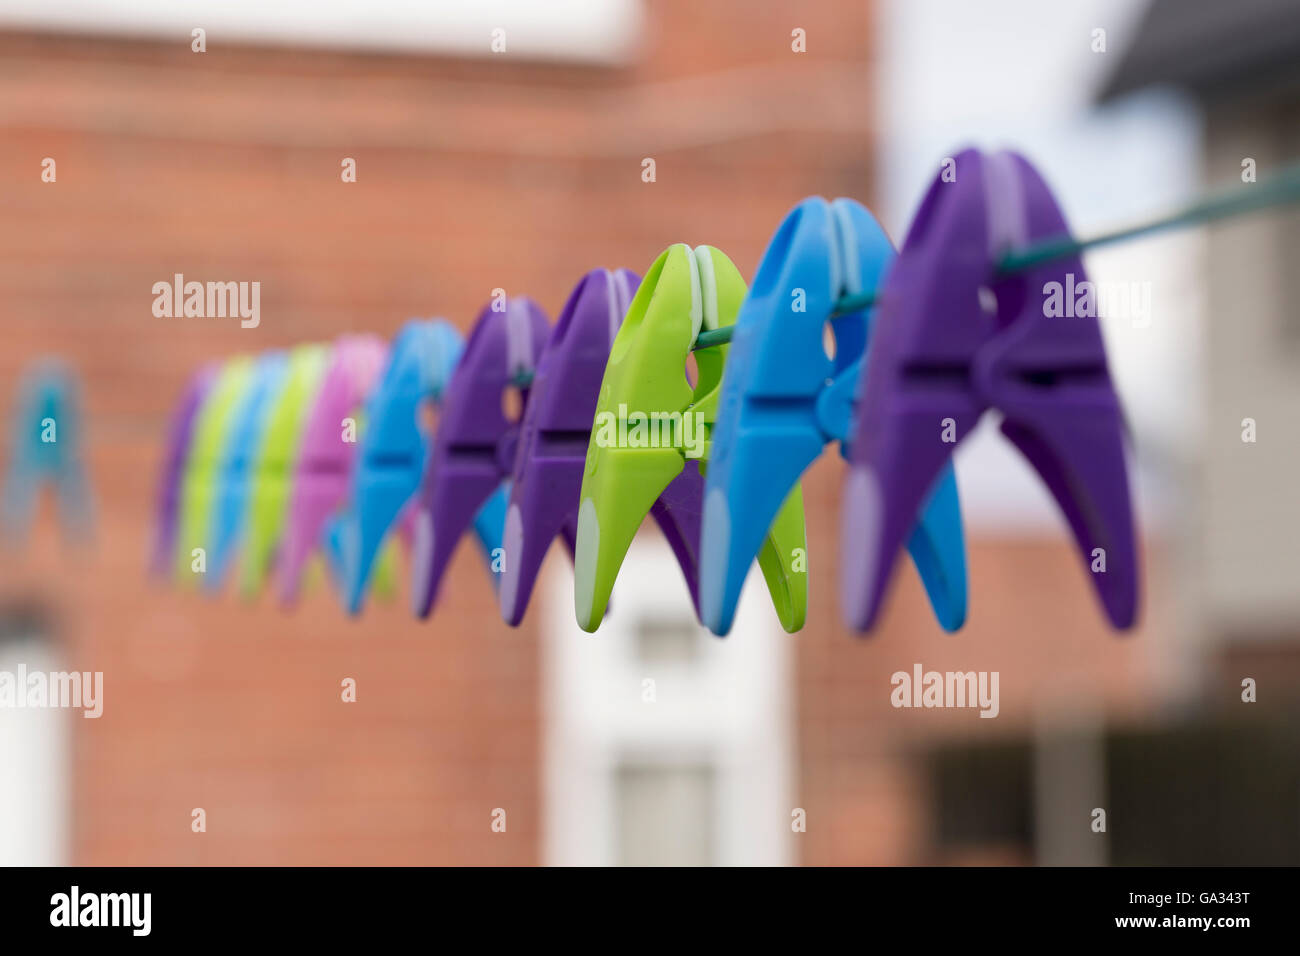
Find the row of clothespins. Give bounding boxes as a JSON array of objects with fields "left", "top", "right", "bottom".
[{"left": 153, "top": 148, "right": 1140, "bottom": 635}]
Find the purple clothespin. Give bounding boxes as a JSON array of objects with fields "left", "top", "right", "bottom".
[
  {"left": 277, "top": 335, "right": 387, "bottom": 605},
  {"left": 498, "top": 269, "right": 713, "bottom": 627},
  {"left": 151, "top": 364, "right": 217, "bottom": 578},
  {"left": 496, "top": 270, "right": 644, "bottom": 626},
  {"left": 841, "top": 148, "right": 1139, "bottom": 631},
  {"left": 410, "top": 296, "right": 551, "bottom": 618}
]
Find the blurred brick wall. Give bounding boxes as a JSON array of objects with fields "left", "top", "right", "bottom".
[
  {"left": 796, "top": 532, "right": 1169, "bottom": 864},
  {"left": 0, "top": 1, "right": 881, "bottom": 865},
  {"left": 0, "top": 1, "right": 1168, "bottom": 865}
]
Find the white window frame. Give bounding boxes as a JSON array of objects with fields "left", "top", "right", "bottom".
[
  {"left": 0, "top": 628, "right": 70, "bottom": 866},
  {"left": 543, "top": 536, "right": 794, "bottom": 866}
]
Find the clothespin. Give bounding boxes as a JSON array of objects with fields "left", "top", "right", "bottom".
[
  {"left": 498, "top": 269, "right": 657, "bottom": 626},
  {"left": 240, "top": 343, "right": 330, "bottom": 599},
  {"left": 2, "top": 359, "right": 93, "bottom": 541},
  {"left": 573, "top": 244, "right": 808, "bottom": 633},
  {"left": 277, "top": 335, "right": 388, "bottom": 606},
  {"left": 151, "top": 364, "right": 218, "bottom": 577},
  {"left": 177, "top": 357, "right": 254, "bottom": 583},
  {"left": 208, "top": 351, "right": 289, "bottom": 590},
  {"left": 329, "top": 319, "right": 503, "bottom": 615},
  {"left": 700, "top": 198, "right": 968, "bottom": 636},
  {"left": 410, "top": 296, "right": 551, "bottom": 618},
  {"left": 843, "top": 148, "right": 1138, "bottom": 630}
]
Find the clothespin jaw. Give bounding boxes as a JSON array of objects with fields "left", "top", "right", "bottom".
[
  {"left": 278, "top": 335, "right": 387, "bottom": 606},
  {"left": 701, "top": 197, "right": 968, "bottom": 635},
  {"left": 330, "top": 320, "right": 464, "bottom": 615},
  {"left": 843, "top": 148, "right": 1138, "bottom": 631},
  {"left": 498, "top": 268, "right": 639, "bottom": 626},
  {"left": 410, "top": 296, "right": 551, "bottom": 618},
  {"left": 573, "top": 244, "right": 808, "bottom": 634},
  {"left": 3, "top": 359, "right": 94, "bottom": 542},
  {"left": 239, "top": 343, "right": 330, "bottom": 600},
  {"left": 176, "top": 357, "right": 254, "bottom": 584},
  {"left": 152, "top": 364, "right": 217, "bottom": 577},
  {"left": 209, "top": 351, "right": 289, "bottom": 591}
]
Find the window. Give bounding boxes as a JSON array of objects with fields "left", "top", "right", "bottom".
[
  {"left": 615, "top": 763, "right": 714, "bottom": 866},
  {"left": 633, "top": 614, "right": 699, "bottom": 665}
]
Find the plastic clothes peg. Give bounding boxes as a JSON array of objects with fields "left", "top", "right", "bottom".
[
  {"left": 329, "top": 319, "right": 503, "bottom": 615},
  {"left": 151, "top": 364, "right": 217, "bottom": 577},
  {"left": 208, "top": 351, "right": 289, "bottom": 590},
  {"left": 573, "top": 244, "right": 808, "bottom": 634},
  {"left": 2, "top": 359, "right": 94, "bottom": 541},
  {"left": 176, "top": 357, "right": 254, "bottom": 582},
  {"left": 498, "top": 268, "right": 670, "bottom": 626},
  {"left": 842, "top": 148, "right": 1138, "bottom": 630},
  {"left": 277, "top": 335, "right": 387, "bottom": 606},
  {"left": 410, "top": 296, "right": 550, "bottom": 618},
  {"left": 240, "top": 343, "right": 330, "bottom": 599},
  {"left": 700, "top": 197, "right": 967, "bottom": 636}
]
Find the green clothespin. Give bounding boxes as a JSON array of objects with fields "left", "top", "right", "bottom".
[
  {"left": 240, "top": 343, "right": 330, "bottom": 599},
  {"left": 573, "top": 243, "right": 807, "bottom": 633},
  {"left": 176, "top": 357, "right": 253, "bottom": 584}
]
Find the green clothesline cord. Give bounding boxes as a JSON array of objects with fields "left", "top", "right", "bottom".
[{"left": 507, "top": 160, "right": 1300, "bottom": 384}]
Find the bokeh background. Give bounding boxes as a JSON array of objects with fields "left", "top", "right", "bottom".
[{"left": 0, "top": 0, "right": 1297, "bottom": 865}]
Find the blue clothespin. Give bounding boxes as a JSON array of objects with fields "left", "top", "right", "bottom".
[
  {"left": 207, "top": 351, "right": 289, "bottom": 590},
  {"left": 3, "top": 359, "right": 93, "bottom": 541},
  {"left": 700, "top": 197, "right": 968, "bottom": 635},
  {"left": 328, "top": 319, "right": 505, "bottom": 615}
]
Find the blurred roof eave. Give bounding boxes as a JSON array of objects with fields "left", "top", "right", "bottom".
[
  {"left": 0, "top": 0, "right": 644, "bottom": 68},
  {"left": 1096, "top": 0, "right": 1300, "bottom": 103}
]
